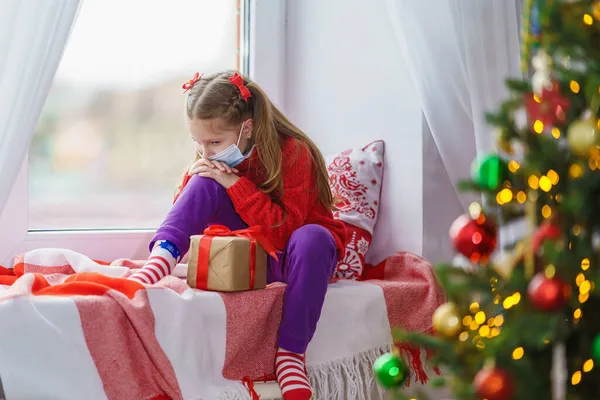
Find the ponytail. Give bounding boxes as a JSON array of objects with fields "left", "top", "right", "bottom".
[{"left": 246, "top": 82, "right": 284, "bottom": 196}]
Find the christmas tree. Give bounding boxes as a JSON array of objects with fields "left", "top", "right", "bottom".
[{"left": 373, "top": 1, "right": 600, "bottom": 399}]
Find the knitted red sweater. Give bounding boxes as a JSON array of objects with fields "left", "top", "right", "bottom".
[{"left": 227, "top": 136, "right": 346, "bottom": 254}]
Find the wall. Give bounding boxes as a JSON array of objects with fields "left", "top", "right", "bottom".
[{"left": 284, "top": 0, "right": 423, "bottom": 263}]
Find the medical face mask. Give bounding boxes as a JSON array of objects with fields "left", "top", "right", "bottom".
[{"left": 206, "top": 122, "right": 251, "bottom": 168}]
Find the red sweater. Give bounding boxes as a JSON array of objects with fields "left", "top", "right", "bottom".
[{"left": 226, "top": 136, "right": 346, "bottom": 254}]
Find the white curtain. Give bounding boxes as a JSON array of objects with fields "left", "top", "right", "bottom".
[
  {"left": 0, "top": 0, "right": 82, "bottom": 213},
  {"left": 386, "top": 0, "right": 522, "bottom": 261}
]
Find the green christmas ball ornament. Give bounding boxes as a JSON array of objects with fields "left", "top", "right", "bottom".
[
  {"left": 592, "top": 334, "right": 600, "bottom": 363},
  {"left": 471, "top": 155, "right": 510, "bottom": 191},
  {"left": 373, "top": 352, "right": 408, "bottom": 389}
]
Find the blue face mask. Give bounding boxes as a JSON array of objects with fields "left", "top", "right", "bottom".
[{"left": 204, "top": 122, "right": 251, "bottom": 168}]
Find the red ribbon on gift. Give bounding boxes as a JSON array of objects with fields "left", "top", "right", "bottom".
[{"left": 195, "top": 225, "right": 279, "bottom": 290}]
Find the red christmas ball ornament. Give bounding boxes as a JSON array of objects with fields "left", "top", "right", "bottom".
[
  {"left": 473, "top": 366, "right": 515, "bottom": 400},
  {"left": 525, "top": 82, "right": 571, "bottom": 128},
  {"left": 527, "top": 272, "right": 569, "bottom": 312},
  {"left": 449, "top": 212, "right": 497, "bottom": 264}
]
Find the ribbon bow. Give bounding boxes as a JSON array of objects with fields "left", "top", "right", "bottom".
[
  {"left": 194, "top": 225, "right": 279, "bottom": 290},
  {"left": 202, "top": 225, "right": 279, "bottom": 260},
  {"left": 182, "top": 72, "right": 203, "bottom": 94},
  {"left": 229, "top": 72, "right": 252, "bottom": 101}
]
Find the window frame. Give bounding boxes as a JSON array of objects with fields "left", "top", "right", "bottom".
[{"left": 0, "top": 0, "right": 287, "bottom": 266}]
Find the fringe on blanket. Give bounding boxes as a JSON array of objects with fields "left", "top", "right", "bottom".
[
  {"left": 217, "top": 382, "right": 254, "bottom": 400},
  {"left": 307, "top": 345, "right": 392, "bottom": 400},
  {"left": 219, "top": 344, "right": 433, "bottom": 400}
]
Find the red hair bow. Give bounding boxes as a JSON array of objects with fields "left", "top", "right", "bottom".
[
  {"left": 182, "top": 72, "right": 203, "bottom": 94},
  {"left": 229, "top": 72, "right": 252, "bottom": 101}
]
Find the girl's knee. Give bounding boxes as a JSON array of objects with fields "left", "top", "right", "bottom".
[
  {"left": 289, "top": 224, "right": 336, "bottom": 255},
  {"left": 184, "top": 175, "right": 228, "bottom": 201}
]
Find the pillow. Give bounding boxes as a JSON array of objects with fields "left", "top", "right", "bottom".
[{"left": 326, "top": 140, "right": 385, "bottom": 279}]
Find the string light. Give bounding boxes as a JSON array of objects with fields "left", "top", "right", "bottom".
[
  {"left": 583, "top": 359, "right": 594, "bottom": 373},
  {"left": 459, "top": 331, "right": 469, "bottom": 342},
  {"left": 469, "top": 302, "right": 479, "bottom": 313},
  {"left": 579, "top": 292, "right": 590, "bottom": 303},
  {"left": 512, "top": 347, "right": 524, "bottom": 360},
  {"left": 539, "top": 176, "right": 552, "bottom": 192},
  {"left": 463, "top": 316, "right": 473, "bottom": 326},
  {"left": 491, "top": 327, "right": 501, "bottom": 337},
  {"left": 583, "top": 14, "right": 594, "bottom": 25},
  {"left": 574, "top": 308, "right": 582, "bottom": 319},
  {"left": 528, "top": 175, "right": 540, "bottom": 189},
  {"left": 551, "top": 127, "right": 561, "bottom": 138},
  {"left": 470, "top": 321, "right": 480, "bottom": 331},
  {"left": 581, "top": 258, "right": 590, "bottom": 271},
  {"left": 508, "top": 160, "right": 520, "bottom": 172},
  {"left": 512, "top": 292, "right": 521, "bottom": 305},
  {"left": 494, "top": 315, "right": 504, "bottom": 326},
  {"left": 570, "top": 80, "right": 581, "bottom": 93},
  {"left": 503, "top": 297, "right": 514, "bottom": 309},
  {"left": 547, "top": 169, "right": 559, "bottom": 184},
  {"left": 533, "top": 120, "right": 544, "bottom": 133},
  {"left": 580, "top": 280, "right": 591, "bottom": 295},
  {"left": 542, "top": 205, "right": 552, "bottom": 218},
  {"left": 497, "top": 188, "right": 513, "bottom": 204},
  {"left": 516, "top": 191, "right": 527, "bottom": 203},
  {"left": 573, "top": 225, "right": 582, "bottom": 236},
  {"left": 479, "top": 325, "right": 490, "bottom": 337},
  {"left": 570, "top": 164, "right": 584, "bottom": 178},
  {"left": 545, "top": 264, "right": 556, "bottom": 278},
  {"left": 572, "top": 370, "right": 582, "bottom": 385},
  {"left": 475, "top": 311, "right": 486, "bottom": 324},
  {"left": 576, "top": 273, "right": 585, "bottom": 286}
]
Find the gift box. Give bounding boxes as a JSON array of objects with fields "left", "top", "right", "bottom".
[{"left": 187, "top": 225, "right": 278, "bottom": 292}]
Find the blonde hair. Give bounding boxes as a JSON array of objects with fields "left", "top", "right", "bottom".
[{"left": 183, "top": 70, "right": 333, "bottom": 209}]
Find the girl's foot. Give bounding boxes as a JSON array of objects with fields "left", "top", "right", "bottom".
[{"left": 275, "top": 348, "right": 313, "bottom": 400}]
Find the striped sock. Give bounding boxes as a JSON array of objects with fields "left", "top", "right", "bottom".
[
  {"left": 275, "top": 348, "right": 312, "bottom": 400},
  {"left": 129, "top": 241, "right": 179, "bottom": 285}
]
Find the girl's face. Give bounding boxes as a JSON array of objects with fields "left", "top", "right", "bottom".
[{"left": 188, "top": 118, "right": 253, "bottom": 158}]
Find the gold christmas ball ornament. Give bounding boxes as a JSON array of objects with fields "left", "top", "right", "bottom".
[
  {"left": 567, "top": 118, "right": 600, "bottom": 156},
  {"left": 432, "top": 302, "right": 462, "bottom": 338}
]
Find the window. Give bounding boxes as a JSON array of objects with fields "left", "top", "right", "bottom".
[
  {"left": 29, "top": 0, "right": 247, "bottom": 230},
  {"left": 0, "top": 0, "right": 285, "bottom": 265}
]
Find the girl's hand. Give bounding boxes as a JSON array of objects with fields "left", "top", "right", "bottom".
[
  {"left": 190, "top": 162, "right": 241, "bottom": 189},
  {"left": 188, "top": 158, "right": 239, "bottom": 175}
]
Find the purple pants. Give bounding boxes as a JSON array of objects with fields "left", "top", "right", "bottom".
[{"left": 151, "top": 176, "right": 338, "bottom": 353}]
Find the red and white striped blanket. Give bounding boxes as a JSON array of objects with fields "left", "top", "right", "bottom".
[{"left": 0, "top": 249, "right": 443, "bottom": 400}]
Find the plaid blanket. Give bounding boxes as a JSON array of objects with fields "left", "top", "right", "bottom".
[{"left": 0, "top": 249, "right": 443, "bottom": 400}]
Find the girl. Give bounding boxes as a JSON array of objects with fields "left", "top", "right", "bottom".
[{"left": 129, "top": 70, "right": 346, "bottom": 400}]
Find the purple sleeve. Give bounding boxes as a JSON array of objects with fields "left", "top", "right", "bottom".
[{"left": 149, "top": 175, "right": 217, "bottom": 256}]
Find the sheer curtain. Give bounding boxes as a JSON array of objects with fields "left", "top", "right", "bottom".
[
  {"left": 0, "top": 0, "right": 82, "bottom": 213},
  {"left": 386, "top": 0, "right": 522, "bottom": 261}
]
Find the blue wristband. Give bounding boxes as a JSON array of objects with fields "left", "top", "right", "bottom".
[{"left": 155, "top": 240, "right": 181, "bottom": 261}]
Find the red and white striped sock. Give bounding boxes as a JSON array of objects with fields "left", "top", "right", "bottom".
[
  {"left": 275, "top": 348, "right": 312, "bottom": 400},
  {"left": 129, "top": 244, "right": 177, "bottom": 285}
]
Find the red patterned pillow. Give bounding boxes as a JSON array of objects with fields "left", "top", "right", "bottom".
[{"left": 327, "top": 141, "right": 385, "bottom": 279}]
